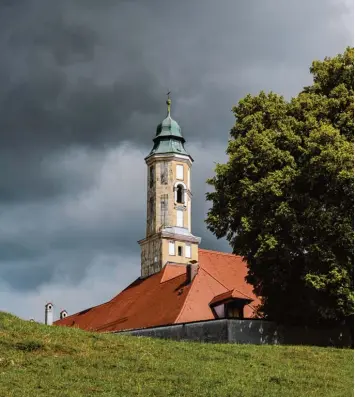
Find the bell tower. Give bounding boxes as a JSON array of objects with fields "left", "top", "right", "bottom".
[{"left": 138, "top": 95, "right": 201, "bottom": 278}]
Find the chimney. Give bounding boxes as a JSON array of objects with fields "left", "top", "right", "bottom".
[
  {"left": 186, "top": 262, "right": 199, "bottom": 284},
  {"left": 44, "top": 302, "right": 53, "bottom": 326},
  {"left": 60, "top": 310, "right": 68, "bottom": 320}
]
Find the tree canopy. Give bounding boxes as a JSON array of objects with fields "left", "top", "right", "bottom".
[{"left": 206, "top": 47, "right": 354, "bottom": 325}]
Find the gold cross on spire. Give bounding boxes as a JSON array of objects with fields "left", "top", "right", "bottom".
[{"left": 166, "top": 90, "right": 171, "bottom": 116}]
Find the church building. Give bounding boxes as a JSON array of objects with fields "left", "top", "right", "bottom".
[{"left": 54, "top": 97, "right": 260, "bottom": 332}]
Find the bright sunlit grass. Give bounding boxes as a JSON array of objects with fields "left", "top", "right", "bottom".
[{"left": 0, "top": 311, "right": 353, "bottom": 397}]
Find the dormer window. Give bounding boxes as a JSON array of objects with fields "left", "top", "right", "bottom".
[
  {"left": 225, "top": 302, "right": 244, "bottom": 319},
  {"left": 209, "top": 290, "right": 253, "bottom": 320}
]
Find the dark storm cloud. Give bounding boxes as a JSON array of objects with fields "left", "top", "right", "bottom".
[
  {"left": 0, "top": 73, "right": 161, "bottom": 150},
  {"left": 0, "top": 142, "right": 226, "bottom": 292},
  {"left": 0, "top": 144, "right": 147, "bottom": 291},
  {"left": 0, "top": 0, "right": 352, "bottom": 307},
  {"left": 2, "top": 0, "right": 351, "bottom": 154},
  {"left": 0, "top": 0, "right": 162, "bottom": 153}
]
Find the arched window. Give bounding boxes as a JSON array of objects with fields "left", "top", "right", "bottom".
[
  {"left": 174, "top": 181, "right": 187, "bottom": 205},
  {"left": 176, "top": 184, "right": 184, "bottom": 204}
]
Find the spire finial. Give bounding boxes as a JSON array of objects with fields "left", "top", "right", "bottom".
[{"left": 166, "top": 90, "right": 171, "bottom": 116}]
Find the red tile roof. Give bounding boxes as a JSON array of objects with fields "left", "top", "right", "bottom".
[
  {"left": 160, "top": 263, "right": 186, "bottom": 283},
  {"left": 54, "top": 249, "right": 261, "bottom": 332}
]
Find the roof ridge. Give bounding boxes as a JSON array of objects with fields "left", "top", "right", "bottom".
[
  {"left": 200, "top": 259, "right": 254, "bottom": 301},
  {"left": 231, "top": 287, "right": 254, "bottom": 301},
  {"left": 54, "top": 300, "right": 111, "bottom": 325},
  {"left": 199, "top": 266, "right": 230, "bottom": 291},
  {"left": 198, "top": 248, "right": 243, "bottom": 258}
]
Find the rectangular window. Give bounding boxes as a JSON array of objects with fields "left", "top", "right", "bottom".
[
  {"left": 160, "top": 194, "right": 168, "bottom": 227},
  {"left": 160, "top": 162, "right": 168, "bottom": 185},
  {"left": 178, "top": 246, "right": 183, "bottom": 256},
  {"left": 176, "top": 164, "right": 184, "bottom": 180},
  {"left": 169, "top": 241, "right": 175, "bottom": 256},
  {"left": 213, "top": 304, "right": 225, "bottom": 319},
  {"left": 149, "top": 165, "right": 155, "bottom": 188},
  {"left": 176, "top": 209, "right": 183, "bottom": 227},
  {"left": 185, "top": 244, "right": 191, "bottom": 258},
  {"left": 226, "top": 305, "right": 243, "bottom": 319}
]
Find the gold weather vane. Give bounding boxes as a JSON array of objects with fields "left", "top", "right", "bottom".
[{"left": 166, "top": 90, "right": 171, "bottom": 116}]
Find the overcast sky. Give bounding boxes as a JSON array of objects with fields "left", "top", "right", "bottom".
[{"left": 0, "top": 0, "right": 353, "bottom": 323}]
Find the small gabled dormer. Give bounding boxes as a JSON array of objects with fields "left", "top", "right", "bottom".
[{"left": 209, "top": 289, "right": 254, "bottom": 320}]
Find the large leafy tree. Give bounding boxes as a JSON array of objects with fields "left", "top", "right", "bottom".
[{"left": 206, "top": 47, "right": 354, "bottom": 325}]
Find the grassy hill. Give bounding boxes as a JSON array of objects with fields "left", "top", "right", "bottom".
[{"left": 0, "top": 312, "right": 353, "bottom": 397}]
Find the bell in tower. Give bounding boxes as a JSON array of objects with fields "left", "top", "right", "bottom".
[{"left": 138, "top": 94, "right": 201, "bottom": 278}]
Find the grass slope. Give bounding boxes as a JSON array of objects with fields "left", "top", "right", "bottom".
[{"left": 0, "top": 312, "right": 353, "bottom": 397}]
